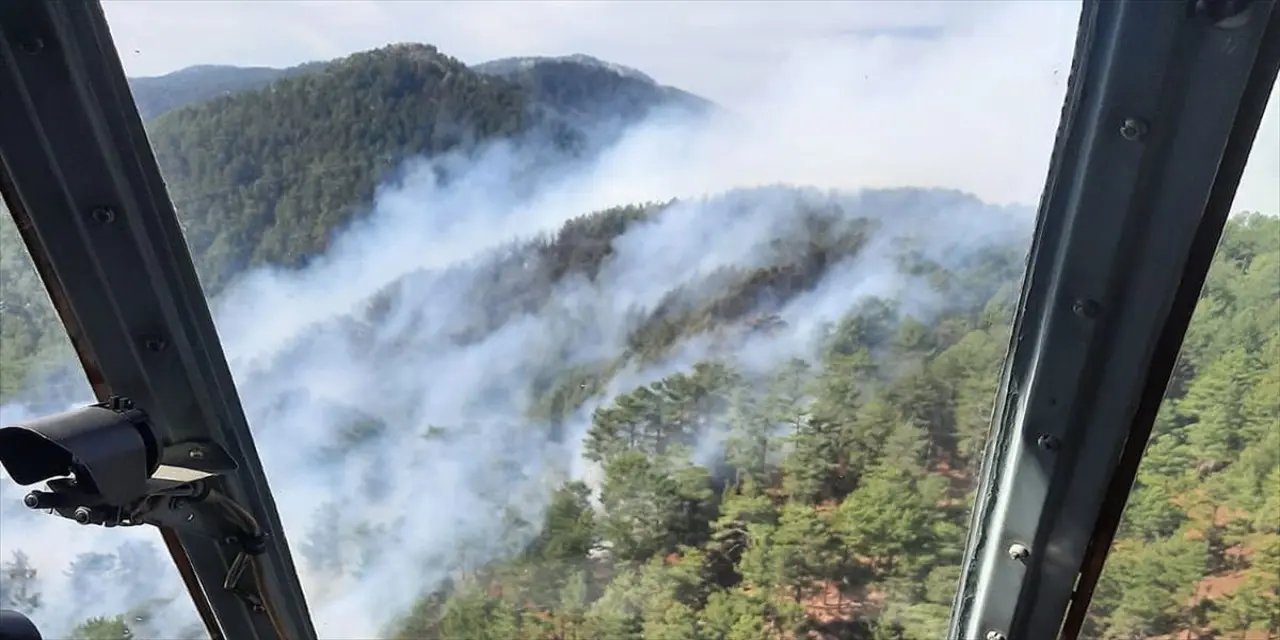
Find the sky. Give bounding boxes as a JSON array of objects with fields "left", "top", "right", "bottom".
[
  {"left": 104, "top": 0, "right": 981, "bottom": 106},
  {"left": 99, "top": 0, "right": 1278, "bottom": 214}
]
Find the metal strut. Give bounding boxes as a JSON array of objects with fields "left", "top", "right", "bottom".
[
  {"left": 950, "top": 0, "right": 1280, "bottom": 638},
  {"left": 0, "top": 2, "right": 317, "bottom": 639}
]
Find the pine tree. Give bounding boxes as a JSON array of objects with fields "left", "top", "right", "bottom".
[
  {"left": 582, "top": 570, "right": 643, "bottom": 640},
  {"left": 71, "top": 616, "right": 134, "bottom": 640},
  {"left": 764, "top": 357, "right": 812, "bottom": 435},
  {"left": 771, "top": 501, "right": 841, "bottom": 602},
  {"left": 559, "top": 570, "right": 590, "bottom": 640},
  {"left": 722, "top": 383, "right": 776, "bottom": 486},
  {"left": 699, "top": 588, "right": 768, "bottom": 640},
  {"left": 836, "top": 464, "right": 937, "bottom": 581},
  {"left": 1116, "top": 483, "right": 1187, "bottom": 542},
  {"left": 781, "top": 416, "right": 852, "bottom": 503},
  {"left": 1090, "top": 536, "right": 1206, "bottom": 639},
  {"left": 1180, "top": 347, "right": 1260, "bottom": 466},
  {"left": 0, "top": 550, "right": 41, "bottom": 613}
]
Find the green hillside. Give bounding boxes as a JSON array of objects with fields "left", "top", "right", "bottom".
[
  {"left": 0, "top": 43, "right": 700, "bottom": 400},
  {"left": 147, "top": 43, "right": 533, "bottom": 290},
  {"left": 127, "top": 62, "right": 330, "bottom": 121},
  {"left": 474, "top": 54, "right": 713, "bottom": 128},
  {"left": 0, "top": 41, "right": 1275, "bottom": 640}
]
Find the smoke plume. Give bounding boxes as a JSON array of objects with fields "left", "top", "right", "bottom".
[{"left": 0, "top": 3, "right": 1084, "bottom": 638}]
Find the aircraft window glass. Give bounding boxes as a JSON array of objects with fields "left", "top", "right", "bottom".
[
  {"left": 0, "top": 204, "right": 205, "bottom": 638},
  {"left": 0, "top": 2, "right": 1103, "bottom": 637},
  {"left": 1080, "top": 88, "right": 1280, "bottom": 640}
]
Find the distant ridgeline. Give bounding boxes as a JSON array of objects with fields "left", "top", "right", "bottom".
[
  {"left": 140, "top": 44, "right": 715, "bottom": 292},
  {"left": 0, "top": 43, "right": 715, "bottom": 399}
]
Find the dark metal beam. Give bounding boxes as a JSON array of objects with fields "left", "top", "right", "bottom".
[
  {"left": 0, "top": 2, "right": 317, "bottom": 639},
  {"left": 950, "top": 1, "right": 1280, "bottom": 639}
]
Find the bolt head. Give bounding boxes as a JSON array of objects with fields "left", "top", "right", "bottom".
[
  {"left": 91, "top": 207, "right": 116, "bottom": 223},
  {"left": 1008, "top": 543, "right": 1031, "bottom": 562},
  {"left": 986, "top": 631, "right": 1007, "bottom": 640},
  {"left": 1037, "top": 433, "right": 1061, "bottom": 451},
  {"left": 18, "top": 37, "right": 44, "bottom": 55},
  {"left": 1072, "top": 298, "right": 1101, "bottom": 319},
  {"left": 1120, "top": 117, "right": 1148, "bottom": 141}
]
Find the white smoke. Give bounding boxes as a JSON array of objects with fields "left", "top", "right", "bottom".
[{"left": 0, "top": 3, "right": 1083, "bottom": 638}]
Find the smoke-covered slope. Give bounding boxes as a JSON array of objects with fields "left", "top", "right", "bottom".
[
  {"left": 0, "top": 43, "right": 712, "bottom": 398},
  {"left": 0, "top": 169, "right": 1033, "bottom": 638},
  {"left": 8, "top": 165, "right": 1275, "bottom": 638},
  {"left": 141, "top": 43, "right": 711, "bottom": 294}
]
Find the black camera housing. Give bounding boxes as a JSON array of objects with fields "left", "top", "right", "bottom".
[
  {"left": 0, "top": 397, "right": 158, "bottom": 505},
  {"left": 0, "top": 609, "right": 42, "bottom": 640}
]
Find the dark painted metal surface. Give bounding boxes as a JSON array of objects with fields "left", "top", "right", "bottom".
[
  {"left": 0, "top": 2, "right": 317, "bottom": 639},
  {"left": 1059, "top": 7, "right": 1280, "bottom": 637},
  {"left": 950, "top": 1, "right": 1280, "bottom": 639}
]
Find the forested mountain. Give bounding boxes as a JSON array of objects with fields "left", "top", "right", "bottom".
[
  {"left": 474, "top": 54, "right": 714, "bottom": 128},
  {"left": 127, "top": 62, "right": 330, "bottom": 120},
  {"left": 128, "top": 54, "right": 709, "bottom": 126},
  {"left": 0, "top": 39, "right": 1276, "bottom": 640},
  {"left": 0, "top": 43, "right": 709, "bottom": 398},
  {"left": 143, "top": 43, "right": 709, "bottom": 290},
  {"left": 146, "top": 43, "right": 529, "bottom": 290}
]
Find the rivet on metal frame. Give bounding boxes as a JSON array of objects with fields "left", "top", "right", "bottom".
[
  {"left": 1119, "top": 117, "right": 1148, "bottom": 141},
  {"left": 1008, "top": 543, "right": 1031, "bottom": 562}
]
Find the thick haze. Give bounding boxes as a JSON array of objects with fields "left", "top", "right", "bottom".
[
  {"left": 100, "top": 0, "right": 1279, "bottom": 212},
  {"left": 0, "top": 1, "right": 1275, "bottom": 639}
]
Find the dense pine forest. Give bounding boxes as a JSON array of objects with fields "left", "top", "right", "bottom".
[
  {"left": 0, "top": 42, "right": 1275, "bottom": 640},
  {"left": 369, "top": 210, "right": 1276, "bottom": 640}
]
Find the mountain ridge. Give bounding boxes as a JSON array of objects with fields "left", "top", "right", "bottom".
[
  {"left": 4, "top": 42, "right": 715, "bottom": 399},
  {"left": 127, "top": 61, "right": 330, "bottom": 120},
  {"left": 126, "top": 47, "right": 712, "bottom": 122},
  {"left": 475, "top": 54, "right": 658, "bottom": 84}
]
